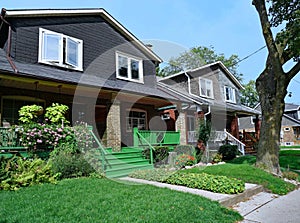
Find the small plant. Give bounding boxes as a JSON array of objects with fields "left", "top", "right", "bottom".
[
  {"left": 19, "top": 104, "right": 44, "bottom": 124},
  {"left": 219, "top": 144, "right": 238, "bottom": 161},
  {"left": 175, "top": 154, "right": 196, "bottom": 168},
  {"left": 212, "top": 153, "right": 223, "bottom": 163},
  {"left": 45, "top": 103, "right": 69, "bottom": 125},
  {"left": 174, "top": 145, "right": 195, "bottom": 156}
]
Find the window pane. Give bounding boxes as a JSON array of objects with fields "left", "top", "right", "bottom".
[
  {"left": 131, "top": 59, "right": 140, "bottom": 80},
  {"left": 43, "top": 33, "right": 60, "bottom": 61},
  {"left": 200, "top": 79, "right": 206, "bottom": 96},
  {"left": 66, "top": 38, "right": 79, "bottom": 67},
  {"left": 118, "top": 55, "right": 128, "bottom": 78},
  {"left": 206, "top": 80, "right": 212, "bottom": 97}
]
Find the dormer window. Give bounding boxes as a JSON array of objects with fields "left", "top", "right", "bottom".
[
  {"left": 38, "top": 28, "right": 83, "bottom": 71},
  {"left": 116, "top": 52, "right": 143, "bottom": 83},
  {"left": 199, "top": 78, "right": 213, "bottom": 98},
  {"left": 225, "top": 86, "right": 236, "bottom": 103}
]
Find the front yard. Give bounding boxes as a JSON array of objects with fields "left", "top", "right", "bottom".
[{"left": 0, "top": 177, "right": 242, "bottom": 223}]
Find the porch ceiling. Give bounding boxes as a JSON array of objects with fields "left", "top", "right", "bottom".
[{"left": 0, "top": 75, "right": 174, "bottom": 108}]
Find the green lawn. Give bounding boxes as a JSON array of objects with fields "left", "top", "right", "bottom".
[
  {"left": 0, "top": 177, "right": 242, "bottom": 223},
  {"left": 181, "top": 163, "right": 296, "bottom": 195}
]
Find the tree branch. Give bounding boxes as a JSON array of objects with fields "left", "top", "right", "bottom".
[
  {"left": 252, "top": 0, "right": 282, "bottom": 68},
  {"left": 287, "top": 61, "right": 300, "bottom": 81}
]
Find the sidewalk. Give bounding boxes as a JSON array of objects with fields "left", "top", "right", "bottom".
[{"left": 236, "top": 189, "right": 300, "bottom": 223}]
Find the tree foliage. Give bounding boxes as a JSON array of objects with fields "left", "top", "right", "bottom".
[
  {"left": 157, "top": 46, "right": 243, "bottom": 82},
  {"left": 240, "top": 80, "right": 259, "bottom": 108},
  {"left": 253, "top": 0, "right": 300, "bottom": 174}
]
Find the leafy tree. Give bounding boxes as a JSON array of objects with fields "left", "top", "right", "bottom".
[
  {"left": 158, "top": 46, "right": 243, "bottom": 82},
  {"left": 240, "top": 80, "right": 259, "bottom": 108},
  {"left": 253, "top": 0, "right": 299, "bottom": 174}
]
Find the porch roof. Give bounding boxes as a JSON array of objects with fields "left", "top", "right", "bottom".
[{"left": 0, "top": 50, "right": 182, "bottom": 103}]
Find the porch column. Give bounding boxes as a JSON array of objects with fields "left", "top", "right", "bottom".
[
  {"left": 254, "top": 115, "right": 261, "bottom": 140},
  {"left": 106, "top": 99, "right": 121, "bottom": 151},
  {"left": 176, "top": 110, "right": 187, "bottom": 145},
  {"left": 230, "top": 114, "right": 239, "bottom": 139}
]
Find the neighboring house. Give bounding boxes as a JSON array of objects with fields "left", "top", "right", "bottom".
[
  {"left": 158, "top": 62, "right": 260, "bottom": 154},
  {"left": 0, "top": 8, "right": 187, "bottom": 149},
  {"left": 239, "top": 103, "right": 300, "bottom": 146}
]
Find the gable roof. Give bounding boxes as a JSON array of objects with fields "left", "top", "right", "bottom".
[
  {"left": 3, "top": 8, "right": 162, "bottom": 63},
  {"left": 285, "top": 103, "right": 300, "bottom": 112},
  {"left": 159, "top": 61, "right": 244, "bottom": 89}
]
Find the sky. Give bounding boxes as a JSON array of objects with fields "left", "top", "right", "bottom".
[{"left": 1, "top": 0, "right": 299, "bottom": 104}]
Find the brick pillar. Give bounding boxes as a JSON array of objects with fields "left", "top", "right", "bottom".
[
  {"left": 254, "top": 115, "right": 261, "bottom": 140},
  {"left": 106, "top": 99, "right": 121, "bottom": 151},
  {"left": 176, "top": 110, "right": 187, "bottom": 145},
  {"left": 230, "top": 115, "right": 239, "bottom": 139}
]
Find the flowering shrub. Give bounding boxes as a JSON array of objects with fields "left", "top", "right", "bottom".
[
  {"left": 15, "top": 123, "right": 75, "bottom": 150},
  {"left": 175, "top": 154, "right": 196, "bottom": 168}
]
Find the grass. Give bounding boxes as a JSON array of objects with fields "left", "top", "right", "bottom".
[
  {"left": 181, "top": 163, "right": 296, "bottom": 195},
  {"left": 0, "top": 177, "right": 242, "bottom": 223}
]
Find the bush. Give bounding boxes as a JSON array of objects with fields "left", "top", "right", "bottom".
[
  {"left": 219, "top": 144, "right": 238, "bottom": 161},
  {"left": 143, "top": 146, "right": 169, "bottom": 165},
  {"left": 49, "top": 151, "right": 96, "bottom": 179},
  {"left": 0, "top": 156, "right": 58, "bottom": 191},
  {"left": 282, "top": 171, "right": 299, "bottom": 181},
  {"left": 166, "top": 172, "right": 245, "bottom": 194},
  {"left": 174, "top": 145, "right": 195, "bottom": 156}
]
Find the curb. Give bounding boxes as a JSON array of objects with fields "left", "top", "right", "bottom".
[{"left": 219, "top": 184, "right": 264, "bottom": 207}]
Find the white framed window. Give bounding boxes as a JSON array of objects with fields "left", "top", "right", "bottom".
[
  {"left": 126, "top": 109, "right": 147, "bottom": 132},
  {"left": 116, "top": 52, "right": 143, "bottom": 83},
  {"left": 39, "top": 28, "right": 83, "bottom": 71},
  {"left": 199, "top": 78, "right": 213, "bottom": 98},
  {"left": 224, "top": 86, "right": 236, "bottom": 103},
  {"left": 284, "top": 127, "right": 291, "bottom": 132},
  {"left": 297, "top": 110, "right": 300, "bottom": 120}
]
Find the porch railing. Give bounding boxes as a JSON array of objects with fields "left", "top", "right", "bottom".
[
  {"left": 213, "top": 130, "right": 245, "bottom": 155},
  {"left": 133, "top": 128, "right": 181, "bottom": 164},
  {"left": 0, "top": 127, "right": 24, "bottom": 148},
  {"left": 187, "top": 131, "right": 197, "bottom": 143},
  {"left": 224, "top": 130, "right": 245, "bottom": 155}
]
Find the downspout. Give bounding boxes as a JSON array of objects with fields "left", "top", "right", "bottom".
[{"left": 1, "top": 8, "right": 18, "bottom": 73}]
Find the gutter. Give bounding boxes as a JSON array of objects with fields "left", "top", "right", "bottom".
[{"left": 1, "top": 8, "right": 18, "bottom": 73}]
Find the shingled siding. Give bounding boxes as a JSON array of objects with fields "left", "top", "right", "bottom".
[{"left": 7, "top": 16, "right": 157, "bottom": 87}]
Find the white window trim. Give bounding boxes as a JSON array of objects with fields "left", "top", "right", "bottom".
[
  {"left": 224, "top": 86, "right": 236, "bottom": 103},
  {"left": 199, "top": 78, "right": 214, "bottom": 99},
  {"left": 297, "top": 110, "right": 300, "bottom": 120},
  {"left": 116, "top": 51, "right": 144, "bottom": 84},
  {"left": 284, "top": 127, "right": 291, "bottom": 132},
  {"left": 38, "top": 28, "right": 83, "bottom": 71},
  {"left": 126, "top": 109, "right": 147, "bottom": 132}
]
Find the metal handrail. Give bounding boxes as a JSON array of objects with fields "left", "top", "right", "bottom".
[
  {"left": 133, "top": 128, "right": 155, "bottom": 164},
  {"left": 87, "top": 127, "right": 108, "bottom": 172}
]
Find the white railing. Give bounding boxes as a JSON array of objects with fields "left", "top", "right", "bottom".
[
  {"left": 187, "top": 131, "right": 197, "bottom": 143},
  {"left": 224, "top": 130, "right": 245, "bottom": 155},
  {"left": 213, "top": 130, "right": 245, "bottom": 155}
]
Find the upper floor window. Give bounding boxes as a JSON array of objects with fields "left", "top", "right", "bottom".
[
  {"left": 199, "top": 78, "right": 213, "bottom": 98},
  {"left": 38, "top": 28, "right": 83, "bottom": 71},
  {"left": 116, "top": 52, "right": 143, "bottom": 83},
  {"left": 225, "top": 86, "right": 236, "bottom": 103},
  {"left": 297, "top": 110, "right": 300, "bottom": 120}
]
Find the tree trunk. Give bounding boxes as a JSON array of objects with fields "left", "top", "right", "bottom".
[{"left": 255, "top": 59, "right": 287, "bottom": 175}]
